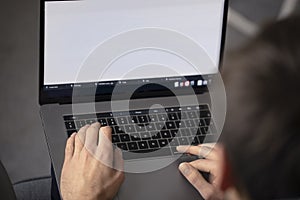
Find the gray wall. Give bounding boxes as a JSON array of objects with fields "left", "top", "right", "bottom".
[{"left": 0, "top": 0, "right": 50, "bottom": 183}]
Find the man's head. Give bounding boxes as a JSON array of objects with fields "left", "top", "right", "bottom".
[{"left": 219, "top": 15, "right": 300, "bottom": 199}]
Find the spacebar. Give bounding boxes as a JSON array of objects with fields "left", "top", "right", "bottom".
[{"left": 122, "top": 148, "right": 172, "bottom": 160}]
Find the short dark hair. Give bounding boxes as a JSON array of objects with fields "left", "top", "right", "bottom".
[{"left": 221, "top": 15, "right": 300, "bottom": 199}]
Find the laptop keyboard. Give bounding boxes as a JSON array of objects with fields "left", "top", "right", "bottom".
[{"left": 63, "top": 104, "right": 217, "bottom": 160}]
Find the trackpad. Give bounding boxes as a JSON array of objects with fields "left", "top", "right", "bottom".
[{"left": 117, "top": 158, "right": 202, "bottom": 200}]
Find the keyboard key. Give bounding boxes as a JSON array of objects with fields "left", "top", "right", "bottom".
[
  {"left": 151, "top": 132, "right": 161, "bottom": 139},
  {"left": 75, "top": 120, "right": 86, "bottom": 129},
  {"left": 125, "top": 125, "right": 135, "bottom": 133},
  {"left": 86, "top": 119, "right": 96, "bottom": 124},
  {"left": 179, "top": 128, "right": 191, "bottom": 136},
  {"left": 130, "top": 109, "right": 149, "bottom": 115},
  {"left": 130, "top": 133, "right": 141, "bottom": 141},
  {"left": 175, "top": 121, "right": 185, "bottom": 128},
  {"left": 107, "top": 118, "right": 117, "bottom": 126},
  {"left": 131, "top": 116, "right": 139, "bottom": 124},
  {"left": 148, "top": 140, "right": 159, "bottom": 148},
  {"left": 193, "top": 118, "right": 200, "bottom": 126},
  {"left": 138, "top": 115, "right": 150, "bottom": 123},
  {"left": 149, "top": 115, "right": 158, "bottom": 122},
  {"left": 146, "top": 124, "right": 156, "bottom": 131},
  {"left": 161, "top": 130, "right": 171, "bottom": 138},
  {"left": 167, "top": 107, "right": 181, "bottom": 112},
  {"left": 199, "top": 104, "right": 209, "bottom": 110},
  {"left": 190, "top": 127, "right": 198, "bottom": 136},
  {"left": 204, "top": 118, "right": 210, "bottom": 125},
  {"left": 117, "top": 117, "right": 128, "bottom": 125},
  {"left": 98, "top": 118, "right": 107, "bottom": 126},
  {"left": 138, "top": 141, "right": 149, "bottom": 149},
  {"left": 165, "top": 121, "right": 176, "bottom": 129},
  {"left": 117, "top": 143, "right": 128, "bottom": 151},
  {"left": 140, "top": 132, "right": 151, "bottom": 140},
  {"left": 158, "top": 139, "right": 169, "bottom": 147},
  {"left": 170, "top": 129, "right": 178, "bottom": 137},
  {"left": 191, "top": 136, "right": 200, "bottom": 145},
  {"left": 196, "top": 135, "right": 205, "bottom": 144},
  {"left": 120, "top": 134, "right": 130, "bottom": 142},
  {"left": 157, "top": 114, "right": 167, "bottom": 121},
  {"left": 168, "top": 113, "right": 178, "bottom": 120},
  {"left": 201, "top": 127, "right": 209, "bottom": 135},
  {"left": 200, "top": 110, "right": 211, "bottom": 118},
  {"left": 180, "top": 112, "right": 188, "bottom": 119},
  {"left": 149, "top": 108, "right": 164, "bottom": 114},
  {"left": 169, "top": 138, "right": 179, "bottom": 146},
  {"left": 155, "top": 122, "right": 165, "bottom": 130},
  {"left": 97, "top": 112, "right": 113, "bottom": 118},
  {"left": 187, "top": 111, "right": 197, "bottom": 118},
  {"left": 186, "top": 106, "right": 193, "bottom": 111},
  {"left": 112, "top": 135, "right": 120, "bottom": 143},
  {"left": 114, "top": 126, "right": 124, "bottom": 134},
  {"left": 135, "top": 125, "right": 146, "bottom": 132},
  {"left": 185, "top": 120, "right": 195, "bottom": 128},
  {"left": 127, "top": 142, "right": 138, "bottom": 150},
  {"left": 187, "top": 136, "right": 195, "bottom": 143},
  {"left": 65, "top": 121, "right": 76, "bottom": 130},
  {"left": 178, "top": 137, "right": 189, "bottom": 145},
  {"left": 199, "top": 119, "right": 206, "bottom": 127},
  {"left": 64, "top": 115, "right": 76, "bottom": 121}
]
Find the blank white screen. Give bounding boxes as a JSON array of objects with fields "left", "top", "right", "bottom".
[{"left": 44, "top": 0, "right": 224, "bottom": 85}]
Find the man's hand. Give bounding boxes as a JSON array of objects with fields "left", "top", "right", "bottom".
[
  {"left": 177, "top": 144, "right": 224, "bottom": 200},
  {"left": 60, "top": 123, "right": 124, "bottom": 200}
]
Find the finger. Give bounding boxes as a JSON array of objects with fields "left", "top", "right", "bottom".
[
  {"left": 85, "top": 122, "right": 101, "bottom": 152},
  {"left": 201, "top": 143, "right": 217, "bottom": 148},
  {"left": 74, "top": 125, "right": 89, "bottom": 155},
  {"left": 99, "top": 126, "right": 112, "bottom": 141},
  {"left": 189, "top": 159, "right": 215, "bottom": 174},
  {"left": 177, "top": 145, "right": 218, "bottom": 160},
  {"left": 96, "top": 126, "right": 113, "bottom": 167},
  {"left": 77, "top": 125, "right": 87, "bottom": 145},
  {"left": 64, "top": 132, "right": 76, "bottom": 160},
  {"left": 179, "top": 163, "right": 214, "bottom": 199},
  {"left": 201, "top": 143, "right": 222, "bottom": 154}
]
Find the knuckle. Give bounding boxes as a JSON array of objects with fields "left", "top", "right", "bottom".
[
  {"left": 101, "top": 126, "right": 112, "bottom": 133},
  {"left": 116, "top": 171, "right": 125, "bottom": 183},
  {"left": 65, "top": 143, "right": 72, "bottom": 150},
  {"left": 189, "top": 172, "right": 200, "bottom": 185},
  {"left": 119, "top": 172, "right": 125, "bottom": 180}
]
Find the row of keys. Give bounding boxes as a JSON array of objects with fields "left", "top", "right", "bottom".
[
  {"left": 63, "top": 105, "right": 210, "bottom": 121},
  {"left": 66, "top": 110, "right": 211, "bottom": 124},
  {"left": 65, "top": 112, "right": 210, "bottom": 129},
  {"left": 111, "top": 127, "right": 213, "bottom": 143},
  {"left": 115, "top": 134, "right": 209, "bottom": 151},
  {"left": 67, "top": 126, "right": 214, "bottom": 146},
  {"left": 65, "top": 117, "right": 213, "bottom": 132}
]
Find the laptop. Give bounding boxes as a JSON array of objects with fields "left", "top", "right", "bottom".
[{"left": 39, "top": 0, "right": 228, "bottom": 199}]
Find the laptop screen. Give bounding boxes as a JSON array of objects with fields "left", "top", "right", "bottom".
[{"left": 40, "top": 0, "right": 227, "bottom": 104}]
